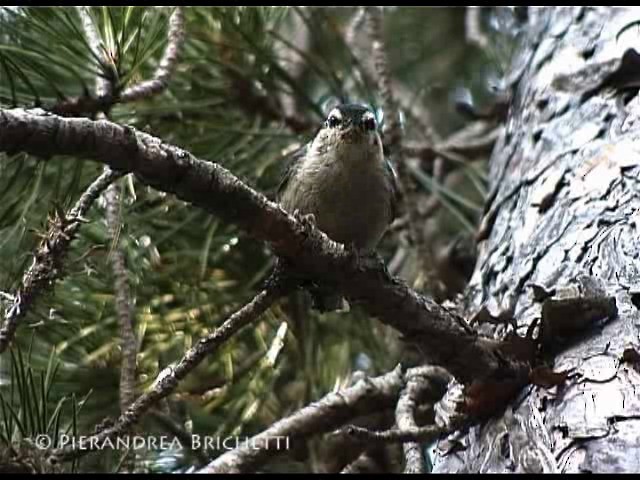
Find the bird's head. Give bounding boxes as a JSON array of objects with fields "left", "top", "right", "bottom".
[{"left": 309, "top": 104, "right": 383, "bottom": 160}]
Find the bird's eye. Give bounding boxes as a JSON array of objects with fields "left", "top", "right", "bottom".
[
  {"left": 362, "top": 115, "right": 377, "bottom": 131},
  {"left": 327, "top": 114, "right": 341, "bottom": 128}
]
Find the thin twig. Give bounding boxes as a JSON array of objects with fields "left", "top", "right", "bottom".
[
  {"left": 81, "top": 10, "right": 137, "bottom": 472},
  {"left": 274, "top": 11, "right": 310, "bottom": 122},
  {"left": 0, "top": 170, "right": 122, "bottom": 354},
  {"left": 53, "top": 7, "right": 185, "bottom": 117},
  {"left": 465, "top": 7, "right": 490, "bottom": 50},
  {"left": 366, "top": 8, "right": 402, "bottom": 149},
  {"left": 81, "top": 4, "right": 138, "bottom": 422},
  {"left": 204, "top": 367, "right": 397, "bottom": 474},
  {"left": 340, "top": 450, "right": 383, "bottom": 474},
  {"left": 79, "top": 9, "right": 103, "bottom": 81},
  {"left": 345, "top": 7, "right": 366, "bottom": 48},
  {"left": 120, "top": 7, "right": 186, "bottom": 102},
  {"left": 366, "top": 7, "right": 436, "bottom": 289},
  {"left": 341, "top": 424, "right": 444, "bottom": 445},
  {"left": 105, "top": 182, "right": 138, "bottom": 412},
  {"left": 396, "top": 373, "right": 427, "bottom": 473},
  {"left": 49, "top": 277, "right": 292, "bottom": 463}
]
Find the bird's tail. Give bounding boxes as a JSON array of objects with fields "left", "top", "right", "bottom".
[
  {"left": 310, "top": 286, "right": 346, "bottom": 313},
  {"left": 269, "top": 259, "right": 347, "bottom": 313}
]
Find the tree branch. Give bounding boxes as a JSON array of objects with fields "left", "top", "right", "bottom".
[
  {"left": 366, "top": 8, "right": 402, "bottom": 150},
  {"left": 52, "top": 7, "right": 185, "bottom": 117},
  {"left": 366, "top": 7, "right": 436, "bottom": 289},
  {"left": 226, "top": 67, "right": 312, "bottom": 135},
  {"left": 340, "top": 450, "right": 382, "bottom": 474},
  {"left": 465, "top": 7, "right": 490, "bottom": 50},
  {"left": 199, "top": 365, "right": 451, "bottom": 473},
  {"left": 81, "top": 5, "right": 138, "bottom": 426},
  {"left": 396, "top": 372, "right": 428, "bottom": 473},
  {"left": 340, "top": 424, "right": 443, "bottom": 445},
  {"left": 345, "top": 7, "right": 367, "bottom": 50},
  {"left": 105, "top": 182, "right": 138, "bottom": 412},
  {"left": 49, "top": 276, "right": 292, "bottom": 463},
  {"left": 0, "top": 108, "right": 523, "bottom": 387},
  {"left": 0, "top": 169, "right": 122, "bottom": 353},
  {"left": 119, "top": 7, "right": 185, "bottom": 103}
]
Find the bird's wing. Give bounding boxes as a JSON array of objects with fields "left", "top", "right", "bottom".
[
  {"left": 277, "top": 143, "right": 308, "bottom": 200},
  {"left": 385, "top": 157, "right": 400, "bottom": 221}
]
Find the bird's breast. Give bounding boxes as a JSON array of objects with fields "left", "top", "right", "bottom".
[{"left": 281, "top": 153, "right": 393, "bottom": 250}]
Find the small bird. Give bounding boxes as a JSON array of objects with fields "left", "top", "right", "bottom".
[{"left": 278, "top": 103, "right": 398, "bottom": 311}]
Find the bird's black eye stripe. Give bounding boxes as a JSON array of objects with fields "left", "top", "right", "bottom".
[{"left": 326, "top": 114, "right": 341, "bottom": 128}]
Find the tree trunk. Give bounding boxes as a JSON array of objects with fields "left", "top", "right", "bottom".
[{"left": 435, "top": 7, "right": 640, "bottom": 473}]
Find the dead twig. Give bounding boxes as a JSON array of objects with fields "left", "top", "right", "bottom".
[{"left": 0, "top": 170, "right": 122, "bottom": 353}]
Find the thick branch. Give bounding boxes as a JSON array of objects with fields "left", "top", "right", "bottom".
[
  {"left": 0, "top": 108, "right": 519, "bottom": 386},
  {"left": 0, "top": 169, "right": 121, "bottom": 353},
  {"left": 200, "top": 365, "right": 450, "bottom": 474},
  {"left": 49, "top": 277, "right": 291, "bottom": 462}
]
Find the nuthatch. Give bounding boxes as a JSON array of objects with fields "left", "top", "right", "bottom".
[{"left": 278, "top": 103, "right": 398, "bottom": 311}]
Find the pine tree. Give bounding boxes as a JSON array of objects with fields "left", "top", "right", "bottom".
[{"left": 0, "top": 6, "right": 562, "bottom": 473}]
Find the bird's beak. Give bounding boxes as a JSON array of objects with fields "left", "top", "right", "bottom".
[{"left": 340, "top": 125, "right": 365, "bottom": 143}]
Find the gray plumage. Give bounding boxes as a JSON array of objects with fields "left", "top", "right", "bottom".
[{"left": 278, "top": 104, "right": 398, "bottom": 311}]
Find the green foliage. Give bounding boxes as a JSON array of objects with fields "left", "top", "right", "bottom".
[
  {"left": 0, "top": 7, "right": 173, "bottom": 105},
  {"left": 0, "top": 344, "right": 85, "bottom": 473}
]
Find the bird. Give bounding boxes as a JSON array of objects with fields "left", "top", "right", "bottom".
[{"left": 277, "top": 103, "right": 398, "bottom": 311}]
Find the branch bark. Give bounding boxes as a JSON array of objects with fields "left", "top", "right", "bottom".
[{"left": 396, "top": 373, "right": 428, "bottom": 473}]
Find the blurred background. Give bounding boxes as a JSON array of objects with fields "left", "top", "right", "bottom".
[{"left": 0, "top": 6, "right": 523, "bottom": 472}]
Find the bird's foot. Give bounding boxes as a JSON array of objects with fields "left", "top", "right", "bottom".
[
  {"left": 293, "top": 209, "right": 316, "bottom": 231},
  {"left": 350, "top": 246, "right": 385, "bottom": 270}
]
